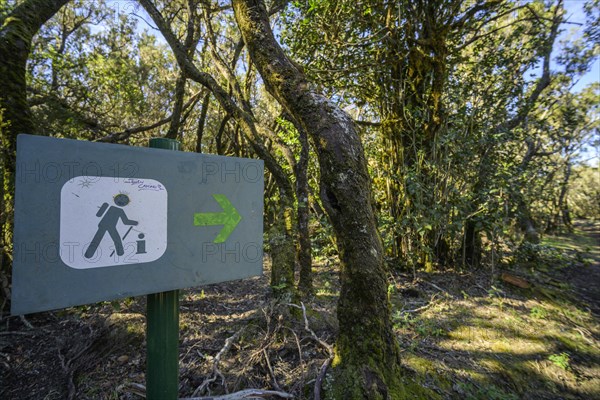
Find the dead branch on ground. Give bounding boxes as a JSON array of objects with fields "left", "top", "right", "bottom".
[
  {"left": 181, "top": 388, "right": 294, "bottom": 399},
  {"left": 192, "top": 327, "right": 245, "bottom": 397}
]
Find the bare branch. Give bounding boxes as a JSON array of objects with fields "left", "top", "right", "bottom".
[
  {"left": 191, "top": 328, "right": 244, "bottom": 398},
  {"left": 262, "top": 348, "right": 282, "bottom": 392},
  {"left": 314, "top": 358, "right": 331, "bottom": 400},
  {"left": 353, "top": 119, "right": 381, "bottom": 128},
  {"left": 494, "top": 1, "right": 564, "bottom": 133},
  {"left": 181, "top": 388, "right": 294, "bottom": 399},
  {"left": 96, "top": 89, "right": 204, "bottom": 142},
  {"left": 139, "top": 0, "right": 295, "bottom": 200},
  {"left": 288, "top": 302, "right": 333, "bottom": 356}
]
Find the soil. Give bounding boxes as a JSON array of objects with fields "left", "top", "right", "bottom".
[{"left": 0, "top": 223, "right": 598, "bottom": 399}]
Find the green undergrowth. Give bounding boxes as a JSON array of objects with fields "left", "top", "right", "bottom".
[
  {"left": 392, "top": 292, "right": 599, "bottom": 399},
  {"left": 389, "top": 226, "right": 600, "bottom": 399},
  {"left": 542, "top": 223, "right": 599, "bottom": 255},
  {"left": 382, "top": 292, "right": 597, "bottom": 397}
]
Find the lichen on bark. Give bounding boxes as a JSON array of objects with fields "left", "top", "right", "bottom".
[{"left": 269, "top": 200, "right": 296, "bottom": 302}]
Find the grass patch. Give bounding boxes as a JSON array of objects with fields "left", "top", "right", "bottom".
[{"left": 389, "top": 261, "right": 599, "bottom": 399}]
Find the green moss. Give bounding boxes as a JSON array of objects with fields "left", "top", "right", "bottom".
[
  {"left": 326, "top": 329, "right": 441, "bottom": 399},
  {"left": 325, "top": 362, "right": 440, "bottom": 400},
  {"left": 405, "top": 356, "right": 453, "bottom": 392}
]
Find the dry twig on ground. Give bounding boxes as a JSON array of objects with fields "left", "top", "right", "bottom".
[
  {"left": 288, "top": 302, "right": 334, "bottom": 400},
  {"left": 192, "top": 328, "right": 245, "bottom": 397},
  {"left": 182, "top": 388, "right": 294, "bottom": 399}
]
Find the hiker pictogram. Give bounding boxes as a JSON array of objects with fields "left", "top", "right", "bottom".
[
  {"left": 60, "top": 176, "right": 168, "bottom": 269},
  {"left": 85, "top": 194, "right": 138, "bottom": 258}
]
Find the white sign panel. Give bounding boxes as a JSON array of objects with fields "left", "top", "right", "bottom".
[{"left": 60, "top": 176, "right": 168, "bottom": 269}]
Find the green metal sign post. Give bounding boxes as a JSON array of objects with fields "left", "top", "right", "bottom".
[
  {"left": 146, "top": 138, "right": 180, "bottom": 400},
  {"left": 147, "top": 290, "right": 179, "bottom": 399}
]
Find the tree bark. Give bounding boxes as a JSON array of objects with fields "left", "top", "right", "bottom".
[
  {"left": 232, "top": 0, "right": 405, "bottom": 397},
  {"left": 0, "top": 0, "right": 70, "bottom": 306},
  {"left": 295, "top": 127, "right": 312, "bottom": 295},
  {"left": 195, "top": 92, "right": 211, "bottom": 153},
  {"left": 463, "top": 219, "right": 482, "bottom": 268},
  {"left": 269, "top": 197, "right": 296, "bottom": 302},
  {"left": 166, "top": 74, "right": 187, "bottom": 139}
]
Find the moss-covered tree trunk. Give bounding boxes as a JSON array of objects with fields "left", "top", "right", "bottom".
[
  {"left": 295, "top": 127, "right": 312, "bottom": 295},
  {"left": 269, "top": 195, "right": 296, "bottom": 302},
  {"left": 0, "top": 0, "right": 70, "bottom": 306},
  {"left": 232, "top": 0, "right": 405, "bottom": 397}
]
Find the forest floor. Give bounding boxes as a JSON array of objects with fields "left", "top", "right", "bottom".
[{"left": 1, "top": 221, "right": 599, "bottom": 400}]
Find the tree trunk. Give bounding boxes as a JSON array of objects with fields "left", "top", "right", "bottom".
[
  {"left": 462, "top": 219, "right": 482, "bottom": 268},
  {"left": 166, "top": 74, "right": 187, "bottom": 139},
  {"left": 558, "top": 162, "right": 573, "bottom": 230},
  {"left": 295, "top": 126, "right": 312, "bottom": 295},
  {"left": 232, "top": 0, "right": 406, "bottom": 397},
  {"left": 195, "top": 92, "right": 211, "bottom": 153},
  {"left": 215, "top": 115, "right": 230, "bottom": 155},
  {"left": 269, "top": 196, "right": 296, "bottom": 302},
  {"left": 0, "top": 0, "right": 70, "bottom": 306},
  {"left": 515, "top": 192, "right": 540, "bottom": 244}
]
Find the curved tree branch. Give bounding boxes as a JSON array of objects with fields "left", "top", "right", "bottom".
[{"left": 139, "top": 0, "right": 294, "bottom": 199}]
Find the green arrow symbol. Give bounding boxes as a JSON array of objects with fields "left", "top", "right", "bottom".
[{"left": 193, "top": 194, "right": 242, "bottom": 243}]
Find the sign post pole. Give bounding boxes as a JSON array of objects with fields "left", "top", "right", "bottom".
[{"left": 146, "top": 137, "right": 180, "bottom": 400}]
